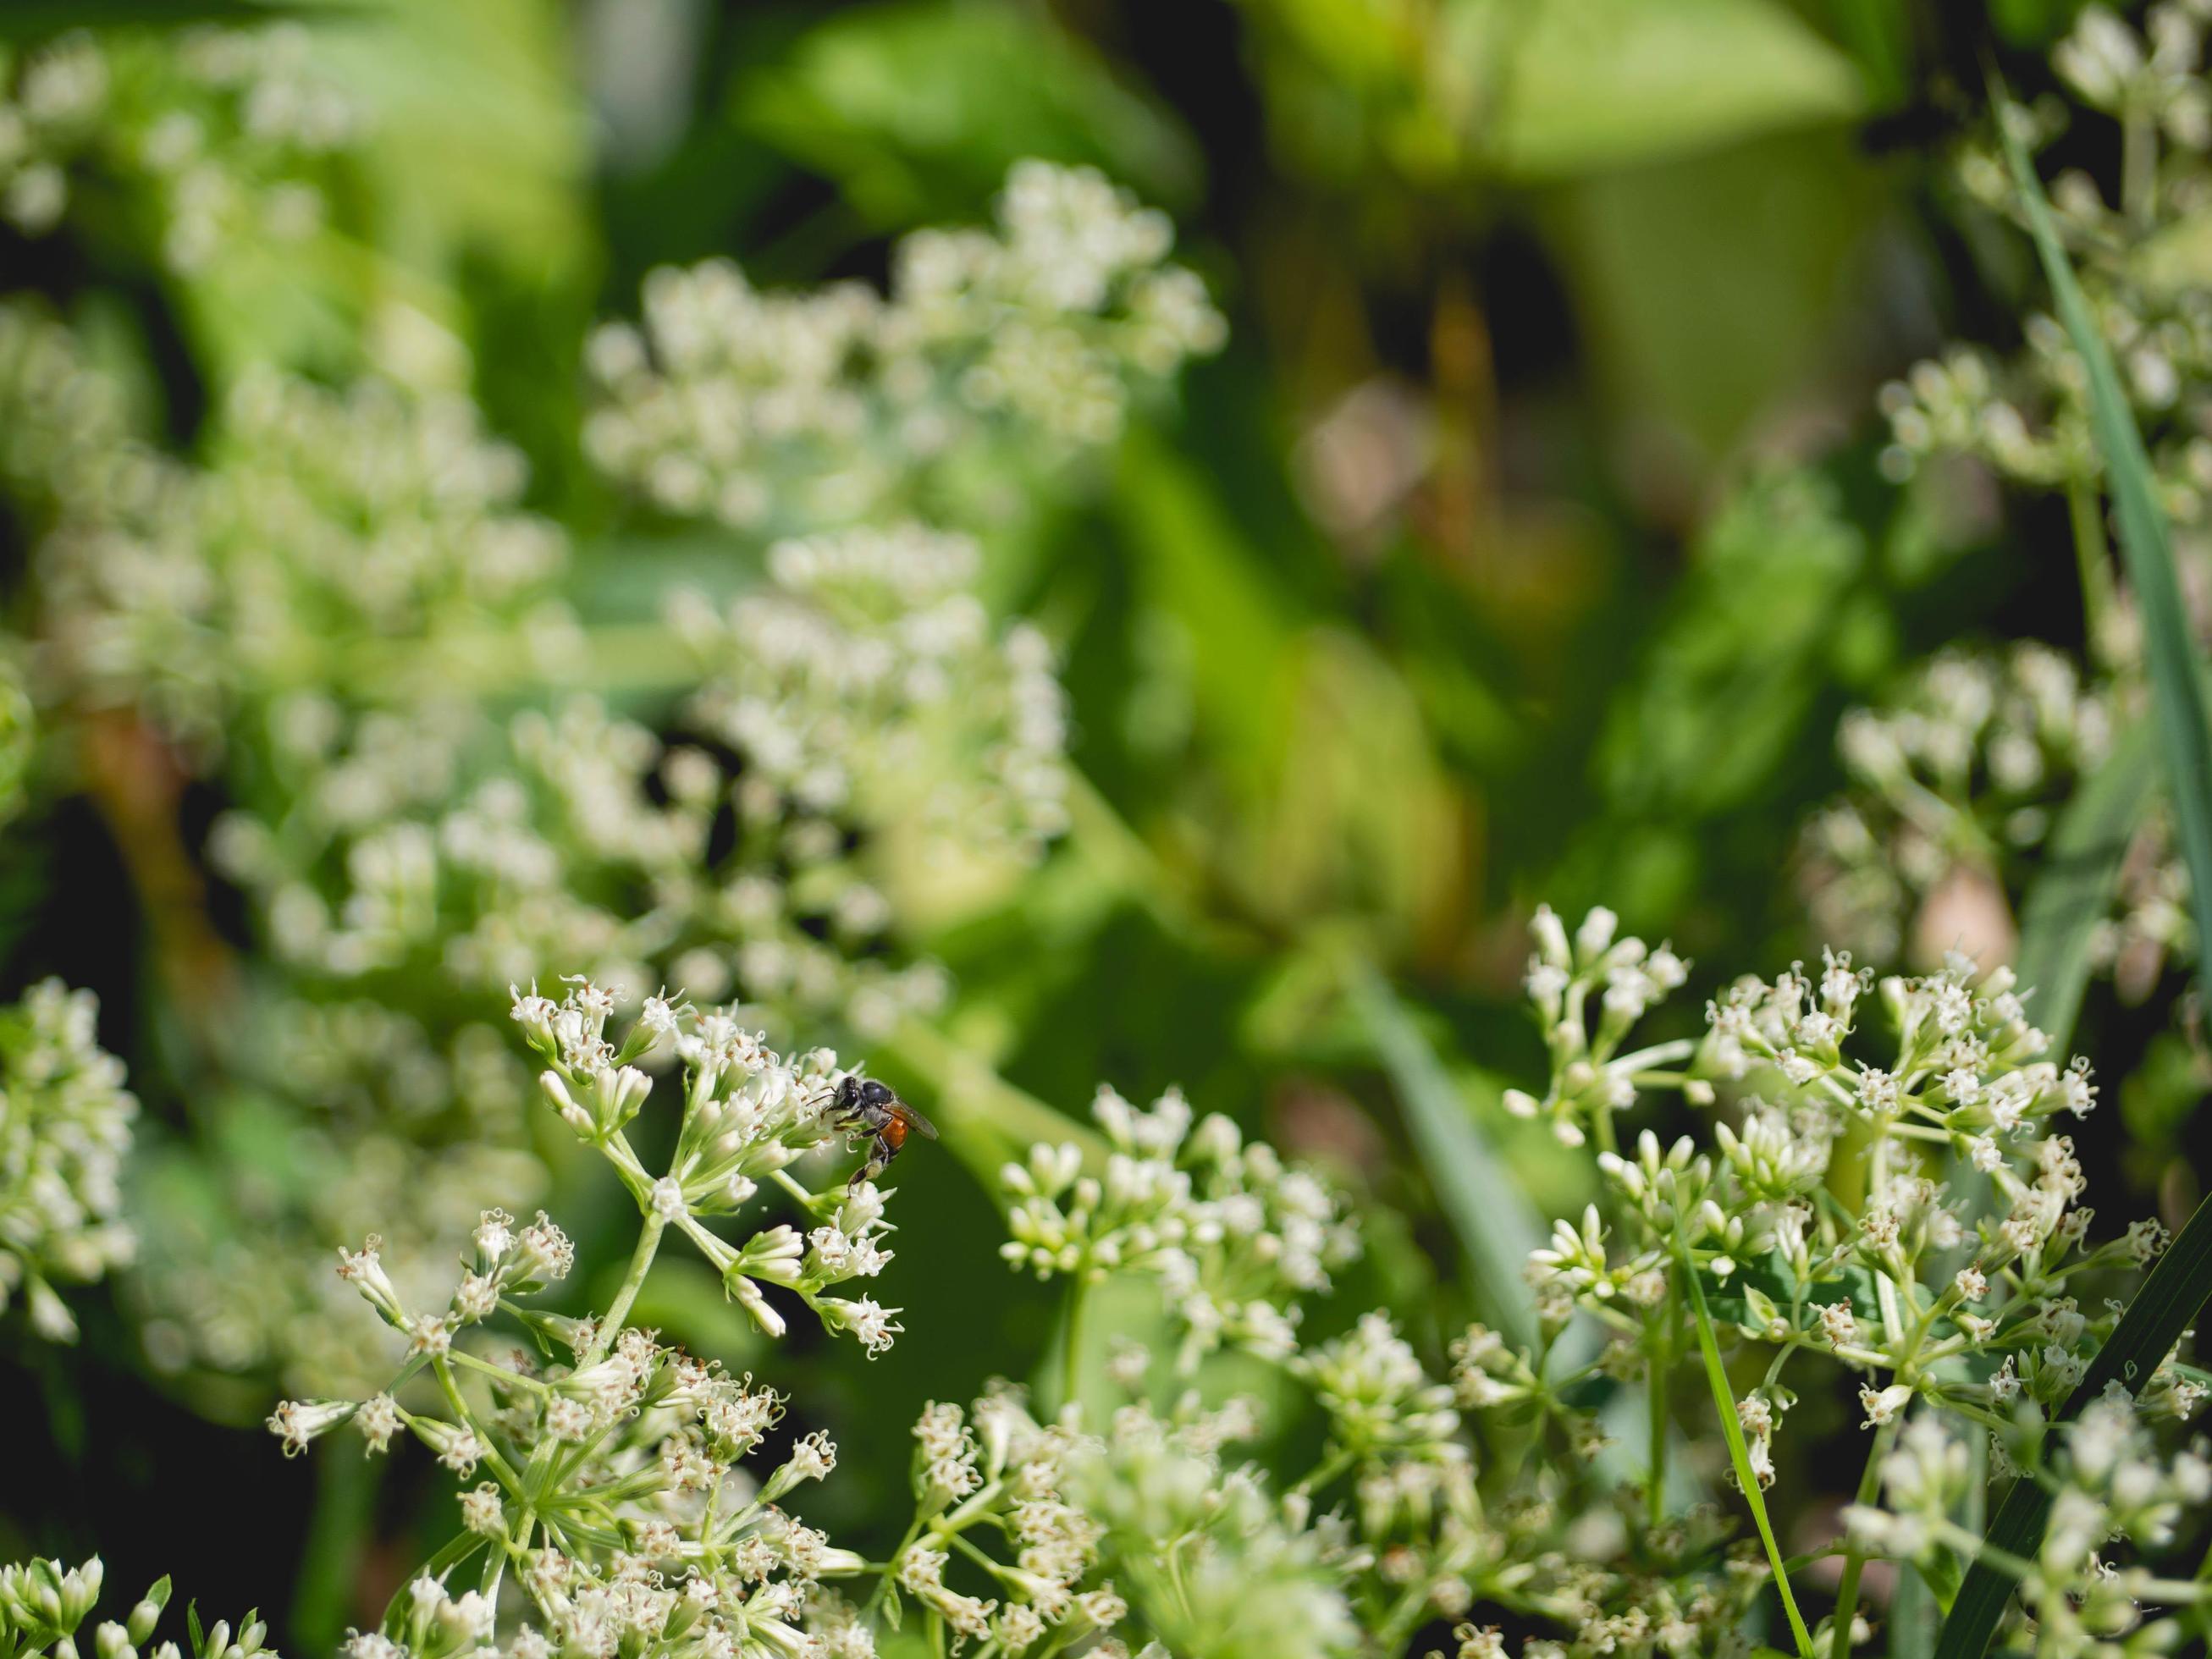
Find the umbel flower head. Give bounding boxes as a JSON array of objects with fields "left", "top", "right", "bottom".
[
  {"left": 0, "top": 21, "right": 361, "bottom": 265},
  {"left": 1000, "top": 1083, "right": 1359, "bottom": 1366},
  {"left": 585, "top": 159, "right": 1224, "bottom": 536},
  {"left": 0, "top": 978, "right": 137, "bottom": 1342}
]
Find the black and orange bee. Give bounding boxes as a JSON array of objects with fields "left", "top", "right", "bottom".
[{"left": 830, "top": 1075, "right": 937, "bottom": 1191}]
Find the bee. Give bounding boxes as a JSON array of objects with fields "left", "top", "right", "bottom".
[{"left": 829, "top": 1075, "right": 937, "bottom": 1191}]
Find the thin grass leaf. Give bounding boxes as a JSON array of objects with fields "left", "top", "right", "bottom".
[
  {"left": 1352, "top": 965, "right": 1547, "bottom": 1353},
  {"left": 2011, "top": 720, "right": 2156, "bottom": 1051},
  {"left": 1990, "top": 86, "right": 2212, "bottom": 967},
  {"left": 1674, "top": 1221, "right": 1816, "bottom": 1659},
  {"left": 1355, "top": 964, "right": 1704, "bottom": 1501},
  {"left": 1935, "top": 84, "right": 2212, "bottom": 1659}
]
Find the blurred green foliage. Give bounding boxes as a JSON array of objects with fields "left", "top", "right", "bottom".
[{"left": 12, "top": 0, "right": 2204, "bottom": 1652}]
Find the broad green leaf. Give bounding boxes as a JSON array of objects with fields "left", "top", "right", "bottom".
[
  {"left": 1937, "top": 89, "right": 2212, "bottom": 1659},
  {"left": 733, "top": 0, "right": 1200, "bottom": 227},
  {"left": 1465, "top": 0, "right": 1864, "bottom": 179},
  {"left": 1551, "top": 130, "right": 1882, "bottom": 458},
  {"left": 2011, "top": 721, "right": 2156, "bottom": 1052}
]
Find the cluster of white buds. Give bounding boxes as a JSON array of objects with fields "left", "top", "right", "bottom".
[
  {"left": 584, "top": 161, "right": 1222, "bottom": 535},
  {"left": 1297, "top": 1312, "right": 1464, "bottom": 1469},
  {"left": 0, "top": 1557, "right": 241, "bottom": 1659},
  {"left": 999, "top": 1084, "right": 1358, "bottom": 1366},
  {"left": 1407, "top": 1492, "right": 1764, "bottom": 1659},
  {"left": 1503, "top": 904, "right": 1691, "bottom": 1148},
  {"left": 1847, "top": 1392, "right": 2212, "bottom": 1657},
  {"left": 0, "top": 978, "right": 138, "bottom": 1342},
  {"left": 207, "top": 524, "right": 1064, "bottom": 1040},
  {"left": 1799, "top": 643, "right": 2193, "bottom": 993},
  {"left": 1068, "top": 1403, "right": 1355, "bottom": 1659},
  {"left": 1497, "top": 902, "right": 2208, "bottom": 1657},
  {"left": 0, "top": 303, "right": 143, "bottom": 516},
  {"left": 1881, "top": 5, "right": 2212, "bottom": 537},
  {"left": 885, "top": 1386, "right": 1121, "bottom": 1652},
  {"left": 41, "top": 367, "right": 565, "bottom": 757},
  {"left": 681, "top": 522, "right": 1071, "bottom": 854},
  {"left": 0, "top": 25, "right": 361, "bottom": 269},
  {"left": 511, "top": 976, "right": 905, "bottom": 1355}
]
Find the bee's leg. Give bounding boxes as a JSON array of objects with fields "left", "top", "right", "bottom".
[{"left": 847, "top": 1134, "right": 893, "bottom": 1193}]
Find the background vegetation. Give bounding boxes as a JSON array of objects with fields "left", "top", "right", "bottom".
[{"left": 0, "top": 1, "right": 2201, "bottom": 1655}]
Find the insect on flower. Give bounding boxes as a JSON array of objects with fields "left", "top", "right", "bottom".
[{"left": 830, "top": 1075, "right": 937, "bottom": 1191}]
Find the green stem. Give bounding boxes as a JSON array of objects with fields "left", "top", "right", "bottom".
[
  {"left": 2067, "top": 478, "right": 2121, "bottom": 671},
  {"left": 587, "top": 1210, "right": 666, "bottom": 1365},
  {"left": 290, "top": 1440, "right": 378, "bottom": 1652},
  {"left": 1648, "top": 1315, "right": 1669, "bottom": 1528},
  {"left": 1292, "top": 1444, "right": 1359, "bottom": 1498},
  {"left": 2122, "top": 102, "right": 2156, "bottom": 229},
  {"left": 1057, "top": 1281, "right": 1088, "bottom": 1414},
  {"left": 1829, "top": 1417, "right": 1901, "bottom": 1656}
]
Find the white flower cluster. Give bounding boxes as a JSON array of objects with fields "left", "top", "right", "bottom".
[
  {"left": 889, "top": 1387, "right": 1126, "bottom": 1652},
  {"left": 1068, "top": 1402, "right": 1354, "bottom": 1659},
  {"left": 289, "top": 1287, "right": 871, "bottom": 1659},
  {"left": 1847, "top": 1393, "right": 2212, "bottom": 1656},
  {"left": 1503, "top": 903, "right": 1691, "bottom": 1148},
  {"left": 0, "top": 25, "right": 361, "bottom": 268},
  {"left": 1299, "top": 1312, "right": 1463, "bottom": 1469},
  {"left": 1879, "top": 6, "right": 2212, "bottom": 527},
  {"left": 0, "top": 300, "right": 117, "bottom": 471},
  {"left": 585, "top": 160, "right": 1223, "bottom": 535},
  {"left": 0, "top": 978, "right": 137, "bottom": 1342},
  {"left": 189, "top": 523, "right": 1059, "bottom": 1038},
  {"left": 40, "top": 366, "right": 565, "bottom": 754},
  {"left": 1000, "top": 1085, "right": 1358, "bottom": 1365},
  {"left": 510, "top": 977, "right": 906, "bottom": 1355},
  {"left": 0, "top": 1557, "right": 249, "bottom": 1659},
  {"left": 1801, "top": 643, "right": 2193, "bottom": 991},
  {"left": 1491, "top": 904, "right": 2209, "bottom": 1656}
]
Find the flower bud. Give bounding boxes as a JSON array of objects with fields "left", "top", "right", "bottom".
[{"left": 127, "top": 1579, "right": 169, "bottom": 1647}]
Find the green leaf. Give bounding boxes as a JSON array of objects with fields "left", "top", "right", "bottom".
[
  {"left": 1674, "top": 1220, "right": 1815, "bottom": 1659},
  {"left": 1936, "top": 84, "right": 2212, "bottom": 1659},
  {"left": 2011, "top": 720, "right": 2157, "bottom": 1052},
  {"left": 1468, "top": 0, "right": 1865, "bottom": 179},
  {"left": 1352, "top": 966, "right": 1547, "bottom": 1352},
  {"left": 0, "top": 2, "right": 325, "bottom": 40},
  {"left": 732, "top": 0, "right": 1200, "bottom": 226}
]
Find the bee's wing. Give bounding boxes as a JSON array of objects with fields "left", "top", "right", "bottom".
[{"left": 887, "top": 1100, "right": 938, "bottom": 1139}]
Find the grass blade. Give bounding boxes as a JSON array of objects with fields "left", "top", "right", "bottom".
[
  {"left": 1674, "top": 1223, "right": 1816, "bottom": 1659},
  {"left": 2011, "top": 720, "right": 2156, "bottom": 1052},
  {"left": 1353, "top": 965, "right": 1547, "bottom": 1353},
  {"left": 1937, "top": 84, "right": 2212, "bottom": 1659},
  {"left": 1990, "top": 85, "right": 2212, "bottom": 969}
]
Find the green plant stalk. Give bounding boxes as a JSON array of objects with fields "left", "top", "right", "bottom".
[
  {"left": 1828, "top": 1418, "right": 1900, "bottom": 1656},
  {"left": 2066, "top": 479, "right": 2122, "bottom": 671},
  {"left": 1057, "top": 1280, "right": 1088, "bottom": 1414},
  {"left": 1647, "top": 1305, "right": 1675, "bottom": 1529},
  {"left": 1674, "top": 1221, "right": 1815, "bottom": 1659}
]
